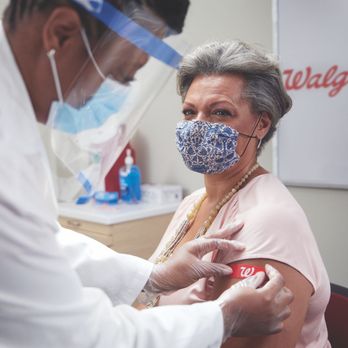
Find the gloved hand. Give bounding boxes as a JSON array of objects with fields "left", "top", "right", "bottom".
[
  {"left": 216, "top": 264, "right": 294, "bottom": 342},
  {"left": 144, "top": 221, "right": 245, "bottom": 294}
]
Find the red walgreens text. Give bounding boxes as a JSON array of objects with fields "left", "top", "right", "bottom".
[{"left": 283, "top": 65, "right": 348, "bottom": 97}]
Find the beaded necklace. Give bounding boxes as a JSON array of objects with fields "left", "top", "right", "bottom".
[{"left": 155, "top": 163, "right": 260, "bottom": 264}]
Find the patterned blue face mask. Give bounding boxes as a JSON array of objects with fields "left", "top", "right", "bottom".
[{"left": 176, "top": 120, "right": 241, "bottom": 174}]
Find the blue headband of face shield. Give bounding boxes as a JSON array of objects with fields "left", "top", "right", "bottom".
[{"left": 71, "top": 0, "right": 182, "bottom": 69}]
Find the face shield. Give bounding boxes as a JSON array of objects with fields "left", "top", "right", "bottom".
[{"left": 46, "top": 0, "right": 186, "bottom": 202}]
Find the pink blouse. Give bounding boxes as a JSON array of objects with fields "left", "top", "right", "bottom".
[{"left": 150, "top": 174, "right": 331, "bottom": 348}]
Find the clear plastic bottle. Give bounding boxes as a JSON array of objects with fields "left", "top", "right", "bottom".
[{"left": 119, "top": 149, "right": 142, "bottom": 203}]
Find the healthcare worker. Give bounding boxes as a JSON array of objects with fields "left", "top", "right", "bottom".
[{"left": 0, "top": 1, "right": 293, "bottom": 347}]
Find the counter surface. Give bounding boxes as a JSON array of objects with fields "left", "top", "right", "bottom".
[{"left": 58, "top": 201, "right": 179, "bottom": 225}]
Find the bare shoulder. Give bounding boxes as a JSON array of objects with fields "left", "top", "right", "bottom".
[{"left": 215, "top": 259, "right": 313, "bottom": 348}]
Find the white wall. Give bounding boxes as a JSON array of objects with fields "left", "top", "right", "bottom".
[
  {"left": 132, "top": 0, "right": 348, "bottom": 287},
  {"left": 0, "top": 0, "right": 7, "bottom": 15},
  {"left": 288, "top": 187, "right": 348, "bottom": 287}
]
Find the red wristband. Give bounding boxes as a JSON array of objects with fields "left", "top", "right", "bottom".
[{"left": 230, "top": 264, "right": 265, "bottom": 279}]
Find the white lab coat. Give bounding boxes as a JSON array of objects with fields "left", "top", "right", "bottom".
[{"left": 0, "top": 23, "right": 224, "bottom": 347}]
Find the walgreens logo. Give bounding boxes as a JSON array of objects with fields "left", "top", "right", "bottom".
[
  {"left": 239, "top": 266, "right": 256, "bottom": 278},
  {"left": 282, "top": 65, "right": 348, "bottom": 97}
]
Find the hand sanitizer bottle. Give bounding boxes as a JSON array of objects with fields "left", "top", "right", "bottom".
[{"left": 119, "top": 149, "right": 142, "bottom": 203}]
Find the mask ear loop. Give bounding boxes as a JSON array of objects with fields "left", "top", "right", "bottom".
[
  {"left": 47, "top": 30, "right": 106, "bottom": 105},
  {"left": 239, "top": 114, "right": 262, "bottom": 157},
  {"left": 47, "top": 49, "right": 64, "bottom": 104},
  {"left": 80, "top": 28, "right": 107, "bottom": 80}
]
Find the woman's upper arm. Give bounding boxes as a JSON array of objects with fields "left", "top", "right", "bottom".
[{"left": 214, "top": 259, "right": 313, "bottom": 348}]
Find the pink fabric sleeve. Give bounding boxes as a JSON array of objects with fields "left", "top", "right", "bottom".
[
  {"left": 227, "top": 203, "right": 318, "bottom": 290},
  {"left": 214, "top": 175, "right": 325, "bottom": 292}
]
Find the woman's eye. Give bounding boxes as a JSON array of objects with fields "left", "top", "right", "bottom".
[
  {"left": 212, "top": 109, "right": 232, "bottom": 117},
  {"left": 182, "top": 109, "right": 196, "bottom": 118}
]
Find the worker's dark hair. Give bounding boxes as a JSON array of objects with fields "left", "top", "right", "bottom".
[
  {"left": 3, "top": 0, "right": 190, "bottom": 35},
  {"left": 144, "top": 0, "right": 190, "bottom": 34},
  {"left": 4, "top": 1, "right": 91, "bottom": 33}
]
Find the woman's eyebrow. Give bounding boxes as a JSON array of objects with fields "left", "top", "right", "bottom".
[
  {"left": 183, "top": 95, "right": 240, "bottom": 108},
  {"left": 182, "top": 100, "right": 196, "bottom": 108}
]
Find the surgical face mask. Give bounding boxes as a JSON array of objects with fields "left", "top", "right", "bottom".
[
  {"left": 176, "top": 120, "right": 258, "bottom": 174},
  {"left": 47, "top": 79, "right": 129, "bottom": 134},
  {"left": 46, "top": 29, "right": 125, "bottom": 134}
]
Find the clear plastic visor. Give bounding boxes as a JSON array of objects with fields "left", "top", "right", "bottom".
[{"left": 46, "top": 0, "right": 187, "bottom": 202}]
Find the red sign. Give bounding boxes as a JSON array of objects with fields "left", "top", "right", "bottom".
[{"left": 283, "top": 65, "right": 348, "bottom": 97}]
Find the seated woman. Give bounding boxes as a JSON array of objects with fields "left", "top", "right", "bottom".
[{"left": 148, "top": 41, "right": 331, "bottom": 347}]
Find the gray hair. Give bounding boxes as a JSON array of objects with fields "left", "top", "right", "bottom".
[{"left": 177, "top": 40, "right": 292, "bottom": 153}]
